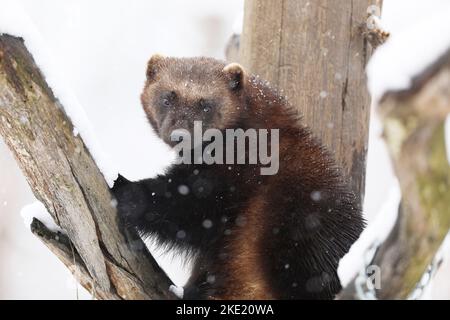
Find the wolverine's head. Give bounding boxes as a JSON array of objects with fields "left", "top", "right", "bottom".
[{"left": 141, "top": 55, "right": 247, "bottom": 146}]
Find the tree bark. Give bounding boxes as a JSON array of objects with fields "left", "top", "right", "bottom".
[
  {"left": 371, "top": 49, "right": 450, "bottom": 299},
  {"left": 0, "top": 35, "right": 173, "bottom": 300},
  {"left": 239, "top": 0, "right": 381, "bottom": 200}
]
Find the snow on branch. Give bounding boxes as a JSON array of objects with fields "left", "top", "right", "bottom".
[
  {"left": 0, "top": 0, "right": 117, "bottom": 186},
  {"left": 367, "top": 4, "right": 450, "bottom": 103},
  {"left": 21, "top": 201, "right": 64, "bottom": 234},
  {"left": 0, "top": 11, "right": 174, "bottom": 299}
]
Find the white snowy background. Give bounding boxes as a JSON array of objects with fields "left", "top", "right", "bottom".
[{"left": 0, "top": 0, "right": 449, "bottom": 299}]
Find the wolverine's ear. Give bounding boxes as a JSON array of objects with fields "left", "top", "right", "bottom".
[
  {"left": 223, "top": 63, "right": 245, "bottom": 90},
  {"left": 146, "top": 53, "right": 165, "bottom": 81}
]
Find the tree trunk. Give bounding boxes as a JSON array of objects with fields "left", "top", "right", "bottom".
[
  {"left": 240, "top": 0, "right": 380, "bottom": 200},
  {"left": 371, "top": 49, "right": 450, "bottom": 299},
  {"left": 0, "top": 35, "right": 173, "bottom": 300}
]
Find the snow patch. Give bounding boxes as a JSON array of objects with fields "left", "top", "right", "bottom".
[
  {"left": 338, "top": 182, "right": 401, "bottom": 286},
  {"left": 20, "top": 201, "right": 64, "bottom": 234},
  {"left": 367, "top": 4, "right": 450, "bottom": 103},
  {"left": 0, "top": 1, "right": 118, "bottom": 187},
  {"left": 169, "top": 285, "right": 184, "bottom": 299}
]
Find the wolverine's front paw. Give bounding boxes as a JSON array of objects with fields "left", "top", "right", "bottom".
[
  {"left": 111, "top": 174, "right": 132, "bottom": 207},
  {"left": 111, "top": 174, "right": 132, "bottom": 204},
  {"left": 111, "top": 174, "right": 151, "bottom": 227}
]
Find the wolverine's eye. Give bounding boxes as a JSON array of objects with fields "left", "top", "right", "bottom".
[
  {"left": 162, "top": 98, "right": 171, "bottom": 107},
  {"left": 161, "top": 91, "right": 177, "bottom": 108},
  {"left": 199, "top": 99, "right": 214, "bottom": 113}
]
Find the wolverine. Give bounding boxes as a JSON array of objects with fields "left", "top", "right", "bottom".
[{"left": 112, "top": 55, "right": 364, "bottom": 299}]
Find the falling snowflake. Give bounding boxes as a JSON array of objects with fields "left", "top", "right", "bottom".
[
  {"left": 110, "top": 199, "right": 118, "bottom": 208},
  {"left": 176, "top": 230, "right": 186, "bottom": 239},
  {"left": 319, "top": 91, "right": 328, "bottom": 99},
  {"left": 207, "top": 275, "right": 216, "bottom": 284},
  {"left": 178, "top": 185, "right": 189, "bottom": 195},
  {"left": 202, "top": 219, "right": 213, "bottom": 229},
  {"left": 19, "top": 115, "right": 29, "bottom": 124},
  {"left": 310, "top": 191, "right": 322, "bottom": 201},
  {"left": 235, "top": 215, "right": 247, "bottom": 227}
]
